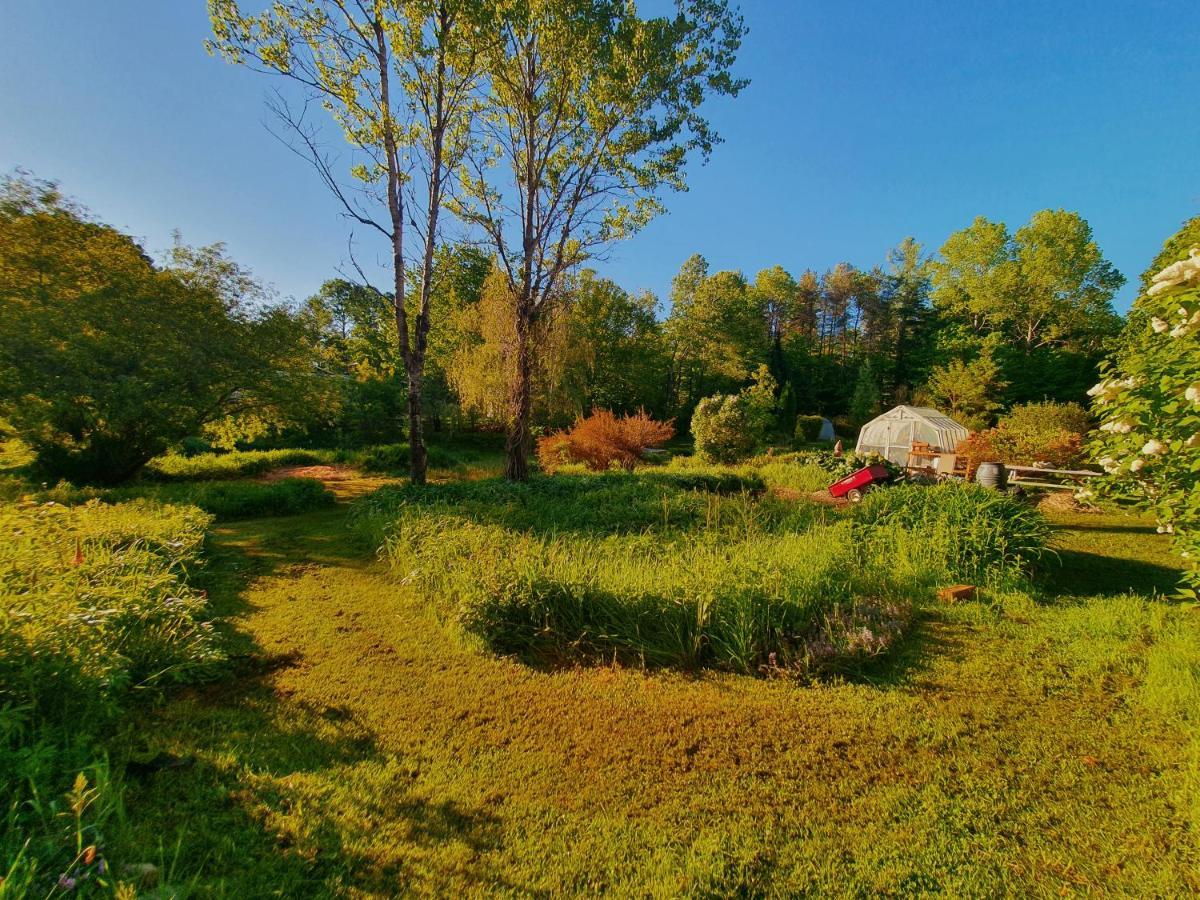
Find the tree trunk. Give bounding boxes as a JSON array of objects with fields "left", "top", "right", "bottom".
[
  {"left": 407, "top": 364, "right": 428, "bottom": 485},
  {"left": 505, "top": 309, "right": 532, "bottom": 481}
]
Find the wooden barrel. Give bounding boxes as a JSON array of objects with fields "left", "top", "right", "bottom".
[{"left": 975, "top": 461, "right": 1008, "bottom": 489}]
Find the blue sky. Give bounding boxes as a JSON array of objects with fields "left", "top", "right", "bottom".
[{"left": 1, "top": 1, "right": 1197, "bottom": 312}]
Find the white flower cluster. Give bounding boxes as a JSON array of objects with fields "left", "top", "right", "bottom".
[
  {"left": 1086, "top": 376, "right": 1136, "bottom": 404},
  {"left": 1147, "top": 246, "right": 1200, "bottom": 296},
  {"left": 1098, "top": 419, "right": 1134, "bottom": 434}
]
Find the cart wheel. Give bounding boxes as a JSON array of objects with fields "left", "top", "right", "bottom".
[{"left": 846, "top": 488, "right": 865, "bottom": 503}]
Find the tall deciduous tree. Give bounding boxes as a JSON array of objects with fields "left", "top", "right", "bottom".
[
  {"left": 208, "top": 0, "right": 484, "bottom": 484},
  {"left": 931, "top": 210, "right": 1124, "bottom": 353},
  {"left": 456, "top": 0, "right": 746, "bottom": 479}
]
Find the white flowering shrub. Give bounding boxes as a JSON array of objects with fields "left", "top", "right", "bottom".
[{"left": 1089, "top": 246, "right": 1200, "bottom": 595}]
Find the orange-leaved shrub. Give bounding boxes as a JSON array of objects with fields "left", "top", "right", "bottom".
[{"left": 537, "top": 409, "right": 674, "bottom": 473}]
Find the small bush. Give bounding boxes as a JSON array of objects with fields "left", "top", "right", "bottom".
[
  {"left": 691, "top": 366, "right": 776, "bottom": 464},
  {"left": 794, "top": 415, "right": 827, "bottom": 443},
  {"left": 854, "top": 482, "right": 1052, "bottom": 581},
  {"left": 691, "top": 395, "right": 762, "bottom": 463},
  {"left": 537, "top": 409, "right": 674, "bottom": 473}
]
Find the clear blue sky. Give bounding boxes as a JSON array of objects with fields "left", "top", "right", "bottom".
[{"left": 2, "top": 1, "right": 1197, "bottom": 312}]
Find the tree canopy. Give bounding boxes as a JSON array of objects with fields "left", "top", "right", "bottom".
[{"left": 0, "top": 174, "right": 318, "bottom": 482}]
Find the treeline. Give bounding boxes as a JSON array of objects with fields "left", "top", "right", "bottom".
[
  {"left": 295, "top": 208, "right": 1125, "bottom": 445},
  {"left": 0, "top": 165, "right": 1128, "bottom": 482}
]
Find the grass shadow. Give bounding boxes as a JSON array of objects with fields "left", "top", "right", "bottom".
[{"left": 1037, "top": 548, "right": 1183, "bottom": 599}]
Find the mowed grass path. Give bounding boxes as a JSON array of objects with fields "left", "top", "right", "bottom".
[{"left": 121, "top": 487, "right": 1199, "bottom": 897}]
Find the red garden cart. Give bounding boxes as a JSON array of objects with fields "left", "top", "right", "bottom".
[{"left": 828, "top": 464, "right": 893, "bottom": 502}]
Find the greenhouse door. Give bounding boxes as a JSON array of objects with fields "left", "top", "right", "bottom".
[{"left": 883, "top": 421, "right": 912, "bottom": 465}]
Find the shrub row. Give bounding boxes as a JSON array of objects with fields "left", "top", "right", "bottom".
[
  {"left": 25, "top": 478, "right": 336, "bottom": 521},
  {"left": 145, "top": 442, "right": 482, "bottom": 482}
]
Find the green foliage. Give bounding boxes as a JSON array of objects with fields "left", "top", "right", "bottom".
[
  {"left": 1000, "top": 401, "right": 1090, "bottom": 465},
  {"left": 794, "top": 415, "right": 827, "bottom": 443},
  {"left": 848, "top": 360, "right": 880, "bottom": 425},
  {"left": 400, "top": 515, "right": 914, "bottom": 675},
  {"left": 0, "top": 498, "right": 220, "bottom": 891},
  {"left": 1090, "top": 233, "right": 1200, "bottom": 594},
  {"left": 362, "top": 469, "right": 1053, "bottom": 677},
  {"left": 351, "top": 470, "right": 766, "bottom": 550},
  {"left": 128, "top": 479, "right": 336, "bottom": 521},
  {"left": 691, "top": 366, "right": 777, "bottom": 463},
  {"left": 45, "top": 470, "right": 1195, "bottom": 895},
  {"left": 854, "top": 483, "right": 1052, "bottom": 582},
  {"left": 930, "top": 209, "right": 1124, "bottom": 354},
  {"left": 0, "top": 175, "right": 323, "bottom": 484},
  {"left": 921, "top": 347, "right": 1007, "bottom": 430}
]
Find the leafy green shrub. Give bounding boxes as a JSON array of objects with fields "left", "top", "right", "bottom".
[
  {"left": 960, "top": 401, "right": 1091, "bottom": 469},
  {"left": 691, "top": 366, "right": 776, "bottom": 463},
  {"left": 0, "top": 500, "right": 221, "bottom": 717},
  {"left": 0, "top": 176, "right": 322, "bottom": 484},
  {"left": 854, "top": 483, "right": 1052, "bottom": 582},
  {"left": 794, "top": 415, "right": 827, "bottom": 443},
  {"left": 691, "top": 394, "right": 759, "bottom": 463}
]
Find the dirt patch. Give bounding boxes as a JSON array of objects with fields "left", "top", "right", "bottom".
[
  {"left": 1038, "top": 490, "right": 1101, "bottom": 515},
  {"left": 806, "top": 489, "right": 848, "bottom": 506},
  {"left": 260, "top": 464, "right": 360, "bottom": 482},
  {"left": 259, "top": 464, "right": 400, "bottom": 500}
]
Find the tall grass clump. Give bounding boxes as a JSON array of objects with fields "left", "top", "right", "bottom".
[
  {"left": 0, "top": 500, "right": 221, "bottom": 716},
  {"left": 372, "top": 491, "right": 924, "bottom": 676},
  {"left": 1, "top": 499, "right": 221, "bottom": 889},
  {"left": 854, "top": 483, "right": 1052, "bottom": 583}
]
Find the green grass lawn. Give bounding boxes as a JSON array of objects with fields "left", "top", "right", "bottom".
[{"left": 100, "top": 480, "right": 1199, "bottom": 896}]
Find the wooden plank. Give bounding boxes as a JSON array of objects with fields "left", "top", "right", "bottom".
[{"left": 1005, "top": 465, "right": 1102, "bottom": 477}]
